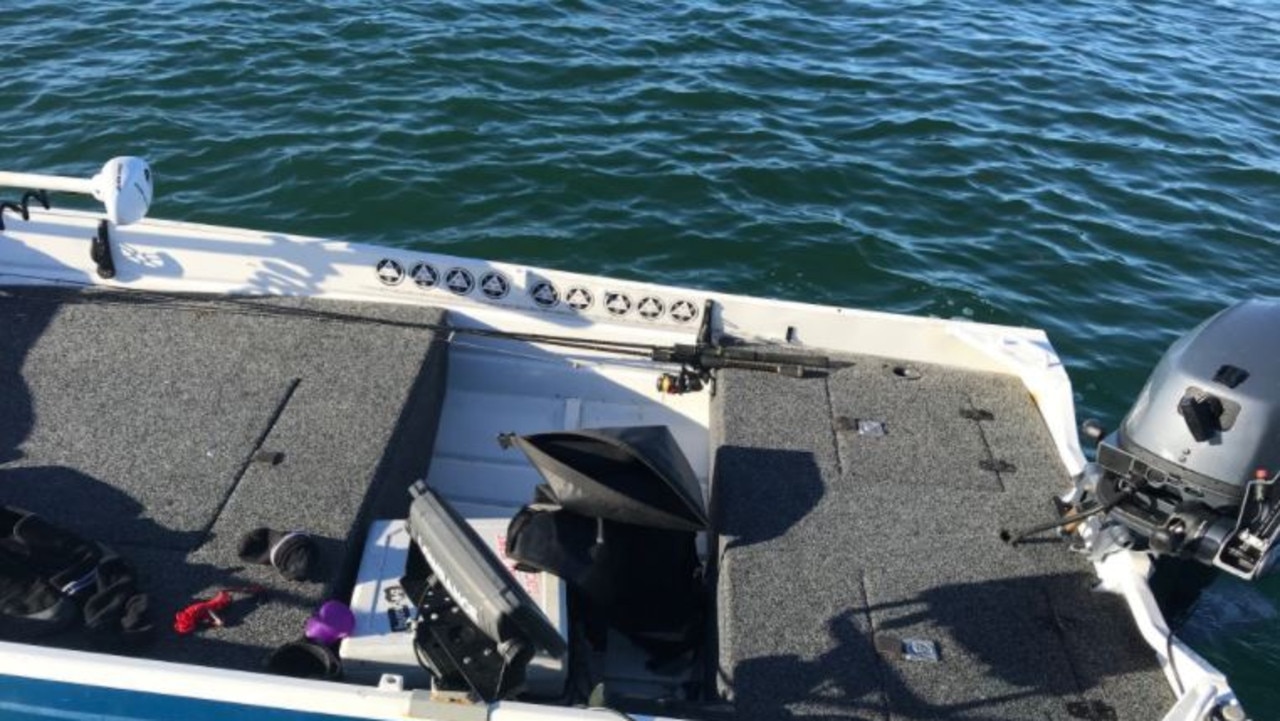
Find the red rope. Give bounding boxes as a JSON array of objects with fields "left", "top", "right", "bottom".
[{"left": 173, "top": 586, "right": 264, "bottom": 634}]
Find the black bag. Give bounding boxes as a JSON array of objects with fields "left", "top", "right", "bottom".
[
  {"left": 502, "top": 426, "right": 711, "bottom": 658},
  {"left": 506, "top": 503, "right": 704, "bottom": 656}
]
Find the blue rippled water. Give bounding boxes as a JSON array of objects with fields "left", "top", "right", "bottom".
[{"left": 3, "top": 0, "right": 1279, "bottom": 714}]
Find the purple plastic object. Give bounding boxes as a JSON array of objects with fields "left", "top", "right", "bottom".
[{"left": 304, "top": 600, "right": 355, "bottom": 646}]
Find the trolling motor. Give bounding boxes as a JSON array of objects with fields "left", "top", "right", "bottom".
[
  {"left": 1068, "top": 300, "right": 1280, "bottom": 580},
  {"left": 0, "top": 157, "right": 154, "bottom": 279},
  {"left": 0, "top": 156, "right": 153, "bottom": 226}
]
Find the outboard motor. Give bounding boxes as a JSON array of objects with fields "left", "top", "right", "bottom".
[{"left": 1083, "top": 299, "right": 1280, "bottom": 580}]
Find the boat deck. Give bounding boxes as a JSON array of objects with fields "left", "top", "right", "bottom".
[
  {"left": 711, "top": 355, "right": 1172, "bottom": 720},
  {"left": 0, "top": 285, "right": 1172, "bottom": 719},
  {"left": 0, "top": 286, "right": 448, "bottom": 670}
]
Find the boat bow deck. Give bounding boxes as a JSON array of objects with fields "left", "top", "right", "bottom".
[{"left": 0, "top": 286, "right": 448, "bottom": 669}]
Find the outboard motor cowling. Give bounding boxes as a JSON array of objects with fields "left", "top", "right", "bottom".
[{"left": 1089, "top": 299, "right": 1280, "bottom": 580}]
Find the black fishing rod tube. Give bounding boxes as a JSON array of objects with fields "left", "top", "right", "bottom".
[{"left": 650, "top": 343, "right": 846, "bottom": 373}]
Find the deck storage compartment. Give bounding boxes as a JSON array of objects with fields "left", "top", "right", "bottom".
[{"left": 504, "top": 426, "right": 708, "bottom": 659}]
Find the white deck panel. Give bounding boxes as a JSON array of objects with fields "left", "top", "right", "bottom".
[{"left": 429, "top": 341, "right": 710, "bottom": 513}]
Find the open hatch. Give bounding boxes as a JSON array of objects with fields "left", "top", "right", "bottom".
[{"left": 390, "top": 426, "right": 712, "bottom": 709}]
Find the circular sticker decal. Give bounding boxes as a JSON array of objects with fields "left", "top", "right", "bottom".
[
  {"left": 637, "top": 296, "right": 665, "bottom": 321},
  {"left": 565, "top": 287, "right": 593, "bottom": 311},
  {"left": 669, "top": 299, "right": 698, "bottom": 324},
  {"left": 605, "top": 291, "right": 633, "bottom": 316},
  {"left": 479, "top": 271, "right": 511, "bottom": 300},
  {"left": 444, "top": 268, "right": 475, "bottom": 295},
  {"left": 530, "top": 281, "right": 559, "bottom": 308},
  {"left": 376, "top": 259, "right": 405, "bottom": 286},
  {"left": 410, "top": 262, "right": 439, "bottom": 289}
]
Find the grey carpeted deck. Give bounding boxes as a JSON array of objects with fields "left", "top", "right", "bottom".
[
  {"left": 711, "top": 354, "right": 1171, "bottom": 721},
  {"left": 0, "top": 286, "right": 448, "bottom": 671}
]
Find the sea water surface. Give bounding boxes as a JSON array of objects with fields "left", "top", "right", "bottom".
[{"left": 3, "top": 0, "right": 1279, "bottom": 715}]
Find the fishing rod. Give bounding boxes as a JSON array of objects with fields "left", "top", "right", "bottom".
[{"left": 0, "top": 272, "right": 846, "bottom": 393}]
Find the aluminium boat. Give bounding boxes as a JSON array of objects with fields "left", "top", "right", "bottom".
[{"left": 0, "top": 158, "right": 1266, "bottom": 721}]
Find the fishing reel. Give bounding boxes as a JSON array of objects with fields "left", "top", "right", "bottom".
[{"left": 656, "top": 368, "right": 705, "bottom": 396}]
